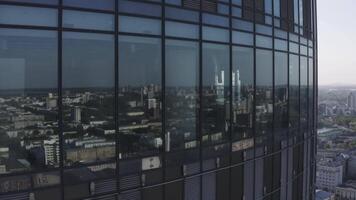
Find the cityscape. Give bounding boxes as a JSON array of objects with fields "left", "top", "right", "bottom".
[
  {"left": 316, "top": 86, "right": 356, "bottom": 199},
  {"left": 0, "top": 0, "right": 318, "bottom": 199}
]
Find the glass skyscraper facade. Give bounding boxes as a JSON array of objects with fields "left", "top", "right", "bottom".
[{"left": 0, "top": 0, "right": 317, "bottom": 199}]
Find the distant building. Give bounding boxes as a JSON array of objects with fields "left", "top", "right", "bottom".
[
  {"left": 44, "top": 137, "right": 60, "bottom": 166},
  {"left": 72, "top": 106, "right": 81, "bottom": 123},
  {"left": 316, "top": 158, "right": 345, "bottom": 192},
  {"left": 335, "top": 180, "right": 356, "bottom": 200},
  {"left": 315, "top": 189, "right": 334, "bottom": 200},
  {"left": 347, "top": 92, "right": 356, "bottom": 110}
]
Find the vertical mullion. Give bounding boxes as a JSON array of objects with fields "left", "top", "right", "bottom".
[
  {"left": 161, "top": 0, "right": 166, "bottom": 199},
  {"left": 199, "top": 0, "right": 203, "bottom": 199},
  {"left": 252, "top": 0, "right": 256, "bottom": 199},
  {"left": 58, "top": 0, "right": 64, "bottom": 199},
  {"left": 228, "top": 0, "right": 233, "bottom": 199},
  {"left": 114, "top": 0, "right": 120, "bottom": 196}
]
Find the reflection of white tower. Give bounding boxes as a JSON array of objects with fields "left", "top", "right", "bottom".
[
  {"left": 232, "top": 69, "right": 241, "bottom": 102},
  {"left": 215, "top": 65, "right": 225, "bottom": 99},
  {"left": 73, "top": 106, "right": 81, "bottom": 123}
]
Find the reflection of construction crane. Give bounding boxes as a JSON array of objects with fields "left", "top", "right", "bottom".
[{"left": 327, "top": 91, "right": 347, "bottom": 106}]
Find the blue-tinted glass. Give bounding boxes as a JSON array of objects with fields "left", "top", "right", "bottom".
[
  {"left": 165, "top": 7, "right": 199, "bottom": 22},
  {"left": 6, "top": 0, "right": 58, "bottom": 4},
  {"left": 62, "top": 32, "right": 115, "bottom": 165},
  {"left": 203, "top": 13, "right": 229, "bottom": 27},
  {"left": 265, "top": 0, "right": 272, "bottom": 14},
  {"left": 165, "top": 0, "right": 181, "bottom": 5},
  {"left": 165, "top": 40, "right": 199, "bottom": 151},
  {"left": 202, "top": 43, "right": 230, "bottom": 145},
  {"left": 275, "top": 29, "right": 288, "bottom": 39},
  {"left": 166, "top": 21, "right": 199, "bottom": 39},
  {"left": 274, "top": 0, "right": 280, "bottom": 17},
  {"left": 294, "top": 0, "right": 298, "bottom": 24},
  {"left": 0, "top": 29, "right": 58, "bottom": 175},
  {"left": 256, "top": 24, "right": 272, "bottom": 35},
  {"left": 256, "top": 35, "right": 272, "bottom": 49},
  {"left": 300, "top": 56, "right": 308, "bottom": 129},
  {"left": 63, "top": 0, "right": 114, "bottom": 10},
  {"left": 274, "top": 52, "right": 288, "bottom": 132},
  {"left": 232, "top": 0, "right": 242, "bottom": 6},
  {"left": 0, "top": 5, "right": 57, "bottom": 27},
  {"left": 289, "top": 33, "right": 299, "bottom": 42},
  {"left": 119, "top": 0, "right": 161, "bottom": 17},
  {"left": 63, "top": 10, "right": 114, "bottom": 31},
  {"left": 232, "top": 19, "right": 253, "bottom": 32},
  {"left": 301, "top": 45, "right": 308, "bottom": 56},
  {"left": 203, "top": 26, "right": 229, "bottom": 43},
  {"left": 119, "top": 16, "right": 161, "bottom": 35},
  {"left": 289, "top": 42, "right": 299, "bottom": 53},
  {"left": 256, "top": 49, "right": 273, "bottom": 135},
  {"left": 232, "top": 46, "right": 254, "bottom": 139},
  {"left": 232, "top": 7, "right": 242, "bottom": 17},
  {"left": 218, "top": 4, "right": 229, "bottom": 15},
  {"left": 118, "top": 36, "right": 162, "bottom": 158},
  {"left": 289, "top": 54, "right": 299, "bottom": 129},
  {"left": 232, "top": 31, "right": 253, "bottom": 46},
  {"left": 274, "top": 39, "right": 287, "bottom": 51}
]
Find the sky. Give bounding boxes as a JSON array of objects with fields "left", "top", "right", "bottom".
[{"left": 318, "top": 0, "right": 356, "bottom": 85}]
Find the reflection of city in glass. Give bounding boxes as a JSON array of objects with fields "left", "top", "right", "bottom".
[{"left": 0, "top": 0, "right": 317, "bottom": 199}]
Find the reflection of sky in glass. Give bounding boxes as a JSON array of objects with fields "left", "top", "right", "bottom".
[{"left": 0, "top": 29, "right": 57, "bottom": 90}]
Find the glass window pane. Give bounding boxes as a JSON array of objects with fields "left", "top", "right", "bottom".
[
  {"left": 289, "top": 54, "right": 299, "bottom": 130},
  {"left": 265, "top": 0, "right": 272, "bottom": 14},
  {"left": 232, "top": 31, "right": 253, "bottom": 46},
  {"left": 300, "top": 56, "right": 308, "bottom": 130},
  {"left": 256, "top": 24, "right": 273, "bottom": 35},
  {"left": 232, "top": 0, "right": 241, "bottom": 5},
  {"left": 289, "top": 42, "right": 299, "bottom": 54},
  {"left": 63, "top": 10, "right": 114, "bottom": 31},
  {"left": 165, "top": 40, "right": 199, "bottom": 151},
  {"left": 274, "top": 0, "right": 280, "bottom": 17},
  {"left": 62, "top": 32, "right": 115, "bottom": 165},
  {"left": 232, "top": 46, "right": 254, "bottom": 140},
  {"left": 256, "top": 35, "right": 272, "bottom": 49},
  {"left": 203, "top": 13, "right": 229, "bottom": 27},
  {"left": 256, "top": 49, "right": 273, "bottom": 136},
  {"left": 0, "top": 5, "right": 57, "bottom": 27},
  {"left": 274, "top": 52, "right": 288, "bottom": 134},
  {"left": 232, "top": 19, "right": 253, "bottom": 32},
  {"left": 165, "top": 7, "right": 199, "bottom": 22},
  {"left": 118, "top": 35, "right": 162, "bottom": 159},
  {"left": 119, "top": 16, "right": 161, "bottom": 35},
  {"left": 0, "top": 29, "right": 58, "bottom": 174},
  {"left": 166, "top": 21, "right": 199, "bottom": 39},
  {"left": 63, "top": 0, "right": 114, "bottom": 10},
  {"left": 4, "top": 0, "right": 58, "bottom": 4},
  {"left": 203, "top": 26, "right": 229, "bottom": 43},
  {"left": 119, "top": 0, "right": 161, "bottom": 17},
  {"left": 202, "top": 43, "right": 230, "bottom": 145},
  {"left": 232, "top": 7, "right": 242, "bottom": 17},
  {"left": 274, "top": 39, "right": 287, "bottom": 51}
]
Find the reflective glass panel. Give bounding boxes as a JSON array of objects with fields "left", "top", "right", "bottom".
[
  {"left": 0, "top": 5, "right": 57, "bottom": 27},
  {"left": 202, "top": 43, "right": 230, "bottom": 145},
  {"left": 300, "top": 56, "right": 308, "bottom": 131},
  {"left": 63, "top": 0, "right": 114, "bottom": 10},
  {"left": 256, "top": 49, "right": 273, "bottom": 136},
  {"left": 289, "top": 54, "right": 299, "bottom": 129},
  {"left": 232, "top": 46, "right": 254, "bottom": 140},
  {"left": 62, "top": 32, "right": 115, "bottom": 165},
  {"left": 118, "top": 35, "right": 162, "bottom": 159},
  {"left": 274, "top": 52, "right": 288, "bottom": 134},
  {"left": 63, "top": 10, "right": 114, "bottom": 31},
  {"left": 165, "top": 40, "right": 199, "bottom": 151},
  {"left": 0, "top": 29, "right": 58, "bottom": 173}
]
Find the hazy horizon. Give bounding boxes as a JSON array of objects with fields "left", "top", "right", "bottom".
[{"left": 318, "top": 0, "right": 356, "bottom": 85}]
